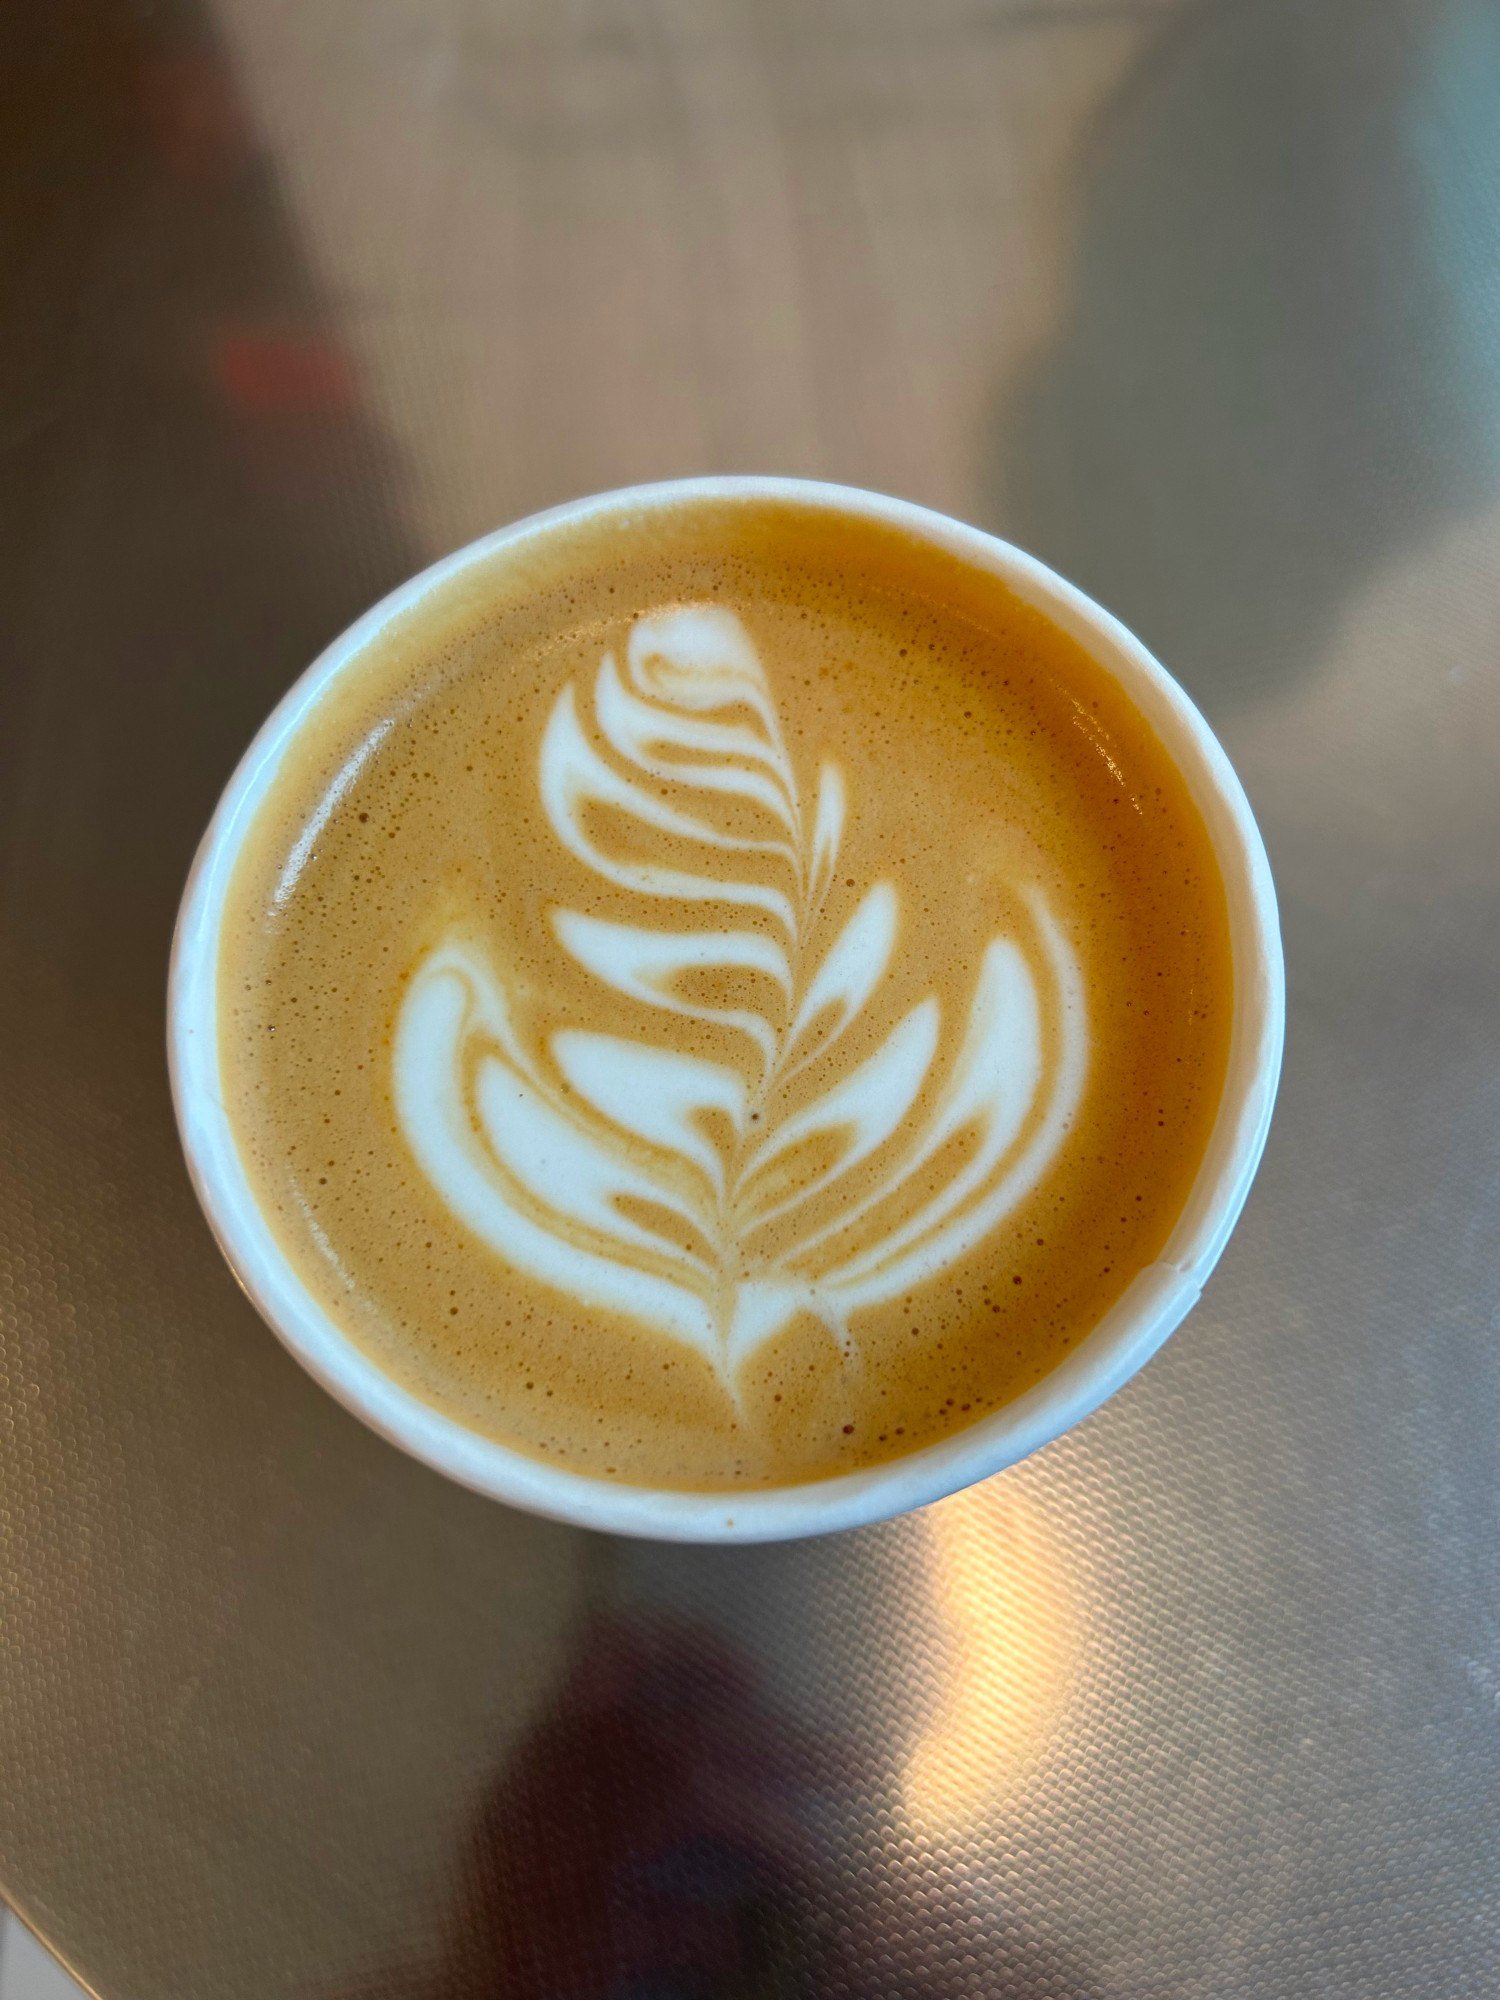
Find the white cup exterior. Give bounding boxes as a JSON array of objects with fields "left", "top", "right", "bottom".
[{"left": 169, "top": 476, "right": 1284, "bottom": 1543}]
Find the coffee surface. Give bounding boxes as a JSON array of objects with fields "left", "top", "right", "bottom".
[{"left": 219, "top": 497, "right": 1232, "bottom": 1488}]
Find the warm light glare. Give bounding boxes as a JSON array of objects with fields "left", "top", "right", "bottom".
[{"left": 902, "top": 1483, "right": 1081, "bottom": 1841}]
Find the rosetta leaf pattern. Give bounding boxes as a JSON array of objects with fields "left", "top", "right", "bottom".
[{"left": 394, "top": 605, "right": 1088, "bottom": 1393}]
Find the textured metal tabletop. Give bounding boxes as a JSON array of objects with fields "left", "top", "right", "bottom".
[{"left": 3, "top": 2, "right": 1498, "bottom": 1995}]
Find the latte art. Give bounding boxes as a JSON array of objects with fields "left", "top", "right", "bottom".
[
  {"left": 218, "top": 495, "right": 1233, "bottom": 1488},
  {"left": 393, "top": 608, "right": 1088, "bottom": 1393}
]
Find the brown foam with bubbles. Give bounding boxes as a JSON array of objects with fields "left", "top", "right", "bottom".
[{"left": 218, "top": 497, "right": 1233, "bottom": 1489}]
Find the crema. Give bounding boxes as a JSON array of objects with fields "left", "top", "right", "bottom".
[{"left": 219, "top": 498, "right": 1232, "bottom": 1488}]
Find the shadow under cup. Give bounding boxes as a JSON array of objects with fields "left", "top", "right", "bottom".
[{"left": 168, "top": 477, "right": 1284, "bottom": 1543}]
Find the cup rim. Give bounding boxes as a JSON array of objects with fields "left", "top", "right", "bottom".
[{"left": 168, "top": 474, "right": 1284, "bottom": 1542}]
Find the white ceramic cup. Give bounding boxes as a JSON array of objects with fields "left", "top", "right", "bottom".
[{"left": 169, "top": 476, "right": 1284, "bottom": 1543}]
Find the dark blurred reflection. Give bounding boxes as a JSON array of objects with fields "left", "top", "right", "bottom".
[
  {"left": 348, "top": 1615, "right": 1098, "bottom": 2000},
  {"left": 0, "top": 0, "right": 411, "bottom": 1013},
  {"left": 991, "top": 0, "right": 1500, "bottom": 714}
]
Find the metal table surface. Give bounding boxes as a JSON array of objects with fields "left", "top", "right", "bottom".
[{"left": 2, "top": 2, "right": 1497, "bottom": 1995}]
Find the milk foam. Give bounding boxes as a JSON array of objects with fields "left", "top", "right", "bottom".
[{"left": 392, "top": 606, "right": 1089, "bottom": 1393}]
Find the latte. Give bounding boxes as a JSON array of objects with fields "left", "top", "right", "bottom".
[{"left": 218, "top": 497, "right": 1232, "bottom": 1488}]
